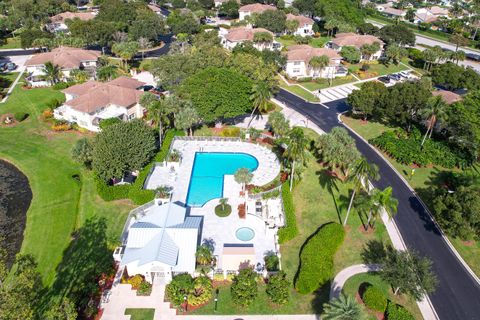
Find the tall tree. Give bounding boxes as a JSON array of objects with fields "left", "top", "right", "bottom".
[
  {"left": 368, "top": 187, "right": 398, "bottom": 228},
  {"left": 286, "top": 19, "right": 300, "bottom": 34},
  {"left": 175, "top": 106, "right": 200, "bottom": 136},
  {"left": 252, "top": 31, "right": 273, "bottom": 50},
  {"left": 309, "top": 55, "right": 330, "bottom": 79},
  {"left": 111, "top": 41, "right": 139, "bottom": 69},
  {"left": 284, "top": 127, "right": 308, "bottom": 190},
  {"left": 419, "top": 95, "right": 447, "bottom": 147},
  {"left": 323, "top": 294, "right": 367, "bottom": 320},
  {"left": 254, "top": 10, "right": 287, "bottom": 33},
  {"left": 268, "top": 111, "right": 290, "bottom": 138},
  {"left": 248, "top": 81, "right": 273, "bottom": 127},
  {"left": 449, "top": 33, "right": 470, "bottom": 51},
  {"left": 385, "top": 43, "right": 406, "bottom": 64},
  {"left": 344, "top": 157, "right": 379, "bottom": 226},
  {"left": 360, "top": 42, "right": 381, "bottom": 60},
  {"left": 42, "top": 61, "right": 61, "bottom": 85},
  {"left": 347, "top": 81, "right": 386, "bottom": 121},
  {"left": 234, "top": 167, "right": 253, "bottom": 192}
]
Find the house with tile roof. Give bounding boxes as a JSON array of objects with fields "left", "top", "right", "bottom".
[
  {"left": 53, "top": 76, "right": 147, "bottom": 132},
  {"left": 286, "top": 14, "right": 314, "bottom": 36},
  {"left": 25, "top": 46, "right": 101, "bottom": 87},
  {"left": 238, "top": 3, "right": 276, "bottom": 20},
  {"left": 284, "top": 45, "right": 346, "bottom": 79},
  {"left": 432, "top": 89, "right": 463, "bottom": 104},
  {"left": 220, "top": 26, "right": 281, "bottom": 51},
  {"left": 414, "top": 6, "right": 450, "bottom": 24},
  {"left": 328, "top": 33, "right": 384, "bottom": 61},
  {"left": 46, "top": 11, "right": 96, "bottom": 33},
  {"left": 115, "top": 202, "right": 202, "bottom": 284}
]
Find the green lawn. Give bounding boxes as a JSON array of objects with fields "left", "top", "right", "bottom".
[
  {"left": 342, "top": 115, "right": 480, "bottom": 277},
  {"left": 278, "top": 77, "right": 320, "bottom": 102},
  {"left": 124, "top": 308, "right": 155, "bottom": 320},
  {"left": 0, "top": 82, "right": 133, "bottom": 288},
  {"left": 342, "top": 273, "right": 422, "bottom": 320},
  {"left": 276, "top": 36, "right": 331, "bottom": 49},
  {"left": 0, "top": 37, "right": 21, "bottom": 49},
  {"left": 348, "top": 62, "right": 408, "bottom": 80},
  {"left": 301, "top": 75, "right": 357, "bottom": 91}
]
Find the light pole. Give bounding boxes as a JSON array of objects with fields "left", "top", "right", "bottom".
[{"left": 214, "top": 288, "right": 219, "bottom": 312}]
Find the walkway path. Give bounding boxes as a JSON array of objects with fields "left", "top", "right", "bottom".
[
  {"left": 0, "top": 69, "right": 24, "bottom": 104},
  {"left": 330, "top": 264, "right": 381, "bottom": 300}
]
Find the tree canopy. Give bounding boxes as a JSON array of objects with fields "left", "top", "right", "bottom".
[
  {"left": 254, "top": 10, "right": 287, "bottom": 33},
  {"left": 178, "top": 67, "right": 253, "bottom": 122},
  {"left": 376, "top": 24, "right": 416, "bottom": 46},
  {"left": 167, "top": 10, "right": 200, "bottom": 35},
  {"left": 92, "top": 120, "right": 156, "bottom": 181}
]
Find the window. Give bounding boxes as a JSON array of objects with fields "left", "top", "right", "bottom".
[
  {"left": 294, "top": 61, "right": 301, "bottom": 66},
  {"left": 128, "top": 113, "right": 135, "bottom": 120},
  {"left": 293, "top": 68, "right": 300, "bottom": 73}
]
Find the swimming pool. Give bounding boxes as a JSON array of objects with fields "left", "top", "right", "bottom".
[
  {"left": 236, "top": 227, "right": 255, "bottom": 241},
  {"left": 186, "top": 152, "right": 258, "bottom": 207}
]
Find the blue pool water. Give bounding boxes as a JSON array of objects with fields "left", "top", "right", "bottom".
[
  {"left": 186, "top": 152, "right": 258, "bottom": 207},
  {"left": 236, "top": 227, "right": 255, "bottom": 241}
]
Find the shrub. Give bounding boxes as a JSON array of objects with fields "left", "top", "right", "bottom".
[
  {"left": 51, "top": 121, "right": 70, "bottom": 131},
  {"left": 215, "top": 204, "right": 232, "bottom": 217},
  {"left": 189, "top": 276, "right": 213, "bottom": 306},
  {"left": 362, "top": 285, "right": 387, "bottom": 312},
  {"left": 194, "top": 125, "right": 213, "bottom": 137},
  {"left": 297, "top": 77, "right": 312, "bottom": 82},
  {"left": 295, "top": 223, "right": 345, "bottom": 294},
  {"left": 128, "top": 274, "right": 144, "bottom": 289},
  {"left": 237, "top": 203, "right": 246, "bottom": 218},
  {"left": 264, "top": 251, "right": 279, "bottom": 271},
  {"left": 42, "top": 109, "right": 54, "bottom": 120},
  {"left": 46, "top": 98, "right": 62, "bottom": 110},
  {"left": 99, "top": 117, "right": 121, "bottom": 129},
  {"left": 231, "top": 268, "right": 258, "bottom": 307},
  {"left": 370, "top": 128, "right": 470, "bottom": 168},
  {"left": 360, "top": 64, "right": 370, "bottom": 71},
  {"left": 386, "top": 303, "right": 415, "bottom": 320},
  {"left": 220, "top": 126, "right": 240, "bottom": 137},
  {"left": 166, "top": 274, "right": 212, "bottom": 307},
  {"left": 52, "top": 81, "right": 76, "bottom": 90},
  {"left": 266, "top": 271, "right": 290, "bottom": 305},
  {"left": 137, "top": 281, "right": 152, "bottom": 296},
  {"left": 14, "top": 112, "right": 28, "bottom": 122},
  {"left": 277, "top": 182, "right": 298, "bottom": 243}
]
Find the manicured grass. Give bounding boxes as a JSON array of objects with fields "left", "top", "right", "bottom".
[
  {"left": 342, "top": 115, "right": 480, "bottom": 277},
  {"left": 301, "top": 75, "right": 356, "bottom": 91},
  {"left": 342, "top": 272, "right": 422, "bottom": 320},
  {"left": 0, "top": 83, "right": 133, "bottom": 288},
  {"left": 348, "top": 62, "right": 408, "bottom": 79},
  {"left": 278, "top": 77, "right": 320, "bottom": 102},
  {"left": 124, "top": 308, "right": 155, "bottom": 320},
  {"left": 0, "top": 37, "right": 22, "bottom": 49},
  {"left": 276, "top": 36, "right": 331, "bottom": 49}
]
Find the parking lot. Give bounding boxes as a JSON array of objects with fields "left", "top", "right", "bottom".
[
  {"left": 0, "top": 54, "right": 31, "bottom": 72},
  {"left": 376, "top": 70, "right": 419, "bottom": 87}
]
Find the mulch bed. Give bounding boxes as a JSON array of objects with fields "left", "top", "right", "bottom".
[
  {"left": 356, "top": 292, "right": 385, "bottom": 320},
  {"left": 0, "top": 113, "right": 18, "bottom": 127},
  {"left": 358, "top": 225, "right": 375, "bottom": 235}
]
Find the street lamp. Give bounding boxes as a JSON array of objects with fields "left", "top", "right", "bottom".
[
  {"left": 184, "top": 295, "right": 188, "bottom": 313},
  {"left": 214, "top": 289, "right": 219, "bottom": 312}
]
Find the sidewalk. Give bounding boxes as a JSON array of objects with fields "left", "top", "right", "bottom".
[{"left": 330, "top": 264, "right": 381, "bottom": 300}]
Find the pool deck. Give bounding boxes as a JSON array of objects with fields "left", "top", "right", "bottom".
[{"left": 170, "top": 139, "right": 281, "bottom": 205}]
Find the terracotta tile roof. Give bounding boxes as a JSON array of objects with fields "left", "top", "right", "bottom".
[
  {"left": 225, "top": 27, "right": 273, "bottom": 42},
  {"left": 432, "top": 90, "right": 462, "bottom": 104},
  {"left": 64, "top": 77, "right": 146, "bottom": 113},
  {"left": 147, "top": 4, "right": 161, "bottom": 12},
  {"left": 286, "top": 45, "right": 341, "bottom": 64},
  {"left": 383, "top": 7, "right": 406, "bottom": 16},
  {"left": 331, "top": 33, "right": 384, "bottom": 49},
  {"left": 415, "top": 12, "right": 438, "bottom": 23},
  {"left": 50, "top": 11, "right": 96, "bottom": 23},
  {"left": 25, "top": 46, "right": 101, "bottom": 69},
  {"left": 429, "top": 6, "right": 449, "bottom": 15},
  {"left": 238, "top": 3, "right": 276, "bottom": 13},
  {"left": 286, "top": 13, "right": 314, "bottom": 26}
]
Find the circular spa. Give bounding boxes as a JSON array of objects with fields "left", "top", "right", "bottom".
[{"left": 236, "top": 227, "right": 255, "bottom": 242}]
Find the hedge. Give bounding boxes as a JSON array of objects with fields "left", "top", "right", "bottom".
[
  {"left": 14, "top": 112, "right": 28, "bottom": 122},
  {"left": 295, "top": 223, "right": 345, "bottom": 294},
  {"left": 386, "top": 303, "right": 415, "bottom": 320},
  {"left": 362, "top": 285, "right": 388, "bottom": 312},
  {"left": 277, "top": 182, "right": 298, "bottom": 243},
  {"left": 370, "top": 128, "right": 470, "bottom": 168},
  {"left": 96, "top": 129, "right": 184, "bottom": 204}
]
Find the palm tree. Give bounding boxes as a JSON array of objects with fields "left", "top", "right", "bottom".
[
  {"left": 422, "top": 48, "right": 437, "bottom": 71},
  {"left": 176, "top": 33, "right": 189, "bottom": 54},
  {"left": 284, "top": 127, "right": 308, "bottom": 191},
  {"left": 96, "top": 65, "right": 119, "bottom": 82},
  {"left": 141, "top": 93, "right": 169, "bottom": 144},
  {"left": 385, "top": 43, "right": 405, "bottom": 65},
  {"left": 195, "top": 244, "right": 214, "bottom": 266},
  {"left": 138, "top": 37, "right": 152, "bottom": 59},
  {"left": 219, "top": 198, "right": 228, "bottom": 211},
  {"left": 253, "top": 31, "right": 273, "bottom": 50},
  {"left": 419, "top": 96, "right": 447, "bottom": 147},
  {"left": 360, "top": 42, "right": 381, "bottom": 61},
  {"left": 322, "top": 294, "right": 367, "bottom": 320},
  {"left": 368, "top": 187, "right": 398, "bottom": 229},
  {"left": 285, "top": 19, "right": 299, "bottom": 35},
  {"left": 344, "top": 157, "right": 379, "bottom": 227},
  {"left": 175, "top": 106, "right": 200, "bottom": 136},
  {"left": 111, "top": 41, "right": 139, "bottom": 70},
  {"left": 234, "top": 168, "right": 253, "bottom": 198},
  {"left": 450, "top": 50, "right": 466, "bottom": 65},
  {"left": 248, "top": 82, "right": 273, "bottom": 128},
  {"left": 70, "top": 69, "right": 89, "bottom": 83},
  {"left": 42, "top": 61, "right": 61, "bottom": 85},
  {"left": 309, "top": 55, "right": 330, "bottom": 80}
]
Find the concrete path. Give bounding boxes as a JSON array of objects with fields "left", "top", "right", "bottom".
[
  {"left": 330, "top": 264, "right": 381, "bottom": 300},
  {"left": 1, "top": 69, "right": 24, "bottom": 104}
]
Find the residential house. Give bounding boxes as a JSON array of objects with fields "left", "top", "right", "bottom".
[
  {"left": 46, "top": 11, "right": 96, "bottom": 33},
  {"left": 25, "top": 46, "right": 101, "bottom": 87},
  {"left": 286, "top": 14, "right": 314, "bottom": 36},
  {"left": 148, "top": 4, "right": 166, "bottom": 17},
  {"left": 376, "top": 4, "right": 407, "bottom": 19},
  {"left": 432, "top": 89, "right": 463, "bottom": 104},
  {"left": 53, "top": 76, "right": 147, "bottom": 132},
  {"left": 328, "top": 33, "right": 384, "bottom": 61},
  {"left": 285, "top": 44, "right": 346, "bottom": 79},
  {"left": 114, "top": 202, "right": 202, "bottom": 284},
  {"left": 214, "top": 0, "right": 240, "bottom": 8},
  {"left": 220, "top": 27, "right": 281, "bottom": 51},
  {"left": 238, "top": 3, "right": 276, "bottom": 21},
  {"left": 414, "top": 6, "right": 449, "bottom": 24}
]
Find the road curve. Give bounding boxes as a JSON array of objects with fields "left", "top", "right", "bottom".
[{"left": 275, "top": 89, "right": 480, "bottom": 320}]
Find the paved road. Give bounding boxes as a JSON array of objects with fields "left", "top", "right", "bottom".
[{"left": 275, "top": 89, "right": 480, "bottom": 320}]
